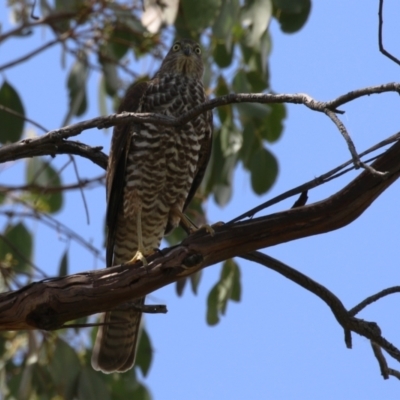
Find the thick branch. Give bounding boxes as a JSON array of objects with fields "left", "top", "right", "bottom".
[{"left": 0, "top": 138, "right": 400, "bottom": 332}]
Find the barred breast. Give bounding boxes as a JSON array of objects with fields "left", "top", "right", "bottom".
[{"left": 113, "top": 73, "right": 210, "bottom": 264}]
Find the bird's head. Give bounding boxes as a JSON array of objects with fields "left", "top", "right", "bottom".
[{"left": 157, "top": 39, "right": 204, "bottom": 79}]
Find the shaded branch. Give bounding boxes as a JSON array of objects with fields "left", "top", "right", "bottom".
[
  {"left": 1, "top": 83, "right": 399, "bottom": 171},
  {"left": 0, "top": 38, "right": 63, "bottom": 72},
  {"left": 241, "top": 252, "right": 400, "bottom": 363},
  {"left": 0, "top": 140, "right": 107, "bottom": 170},
  {"left": 1, "top": 138, "right": 400, "bottom": 333},
  {"left": 349, "top": 286, "right": 400, "bottom": 316}
]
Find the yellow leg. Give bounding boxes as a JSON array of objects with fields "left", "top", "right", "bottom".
[
  {"left": 127, "top": 207, "right": 148, "bottom": 266},
  {"left": 174, "top": 208, "right": 216, "bottom": 236}
]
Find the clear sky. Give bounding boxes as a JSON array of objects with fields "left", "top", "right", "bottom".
[{"left": 1, "top": 1, "right": 400, "bottom": 399}]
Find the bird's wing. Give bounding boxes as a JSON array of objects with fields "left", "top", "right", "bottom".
[
  {"left": 183, "top": 109, "right": 213, "bottom": 211},
  {"left": 105, "top": 81, "right": 149, "bottom": 267}
]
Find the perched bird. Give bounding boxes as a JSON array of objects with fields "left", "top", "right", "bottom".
[{"left": 91, "top": 39, "right": 213, "bottom": 373}]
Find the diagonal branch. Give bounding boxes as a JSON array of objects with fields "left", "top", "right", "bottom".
[{"left": 0, "top": 138, "right": 400, "bottom": 338}]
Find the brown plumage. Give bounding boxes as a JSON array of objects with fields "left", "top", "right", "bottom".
[{"left": 91, "top": 39, "right": 213, "bottom": 373}]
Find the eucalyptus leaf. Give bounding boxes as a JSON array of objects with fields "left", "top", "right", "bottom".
[
  {"left": 0, "top": 222, "right": 33, "bottom": 273},
  {"left": 213, "top": 41, "right": 234, "bottom": 69},
  {"left": 239, "top": 123, "right": 263, "bottom": 170},
  {"left": 206, "top": 260, "right": 241, "bottom": 325},
  {"left": 215, "top": 75, "right": 231, "bottom": 123},
  {"left": 25, "top": 158, "right": 63, "bottom": 213},
  {"left": 180, "top": 0, "right": 222, "bottom": 32},
  {"left": 261, "top": 102, "right": 286, "bottom": 142},
  {"left": 241, "top": 0, "right": 272, "bottom": 47},
  {"left": 58, "top": 250, "right": 68, "bottom": 276},
  {"left": 0, "top": 80, "right": 25, "bottom": 144},
  {"left": 77, "top": 366, "right": 111, "bottom": 400},
  {"left": 135, "top": 327, "right": 153, "bottom": 377},
  {"left": 250, "top": 147, "right": 278, "bottom": 194},
  {"left": 212, "top": 0, "right": 240, "bottom": 40},
  {"left": 49, "top": 338, "right": 81, "bottom": 400},
  {"left": 273, "top": 0, "right": 311, "bottom": 33},
  {"left": 190, "top": 270, "right": 202, "bottom": 295},
  {"left": 65, "top": 52, "right": 88, "bottom": 123}
]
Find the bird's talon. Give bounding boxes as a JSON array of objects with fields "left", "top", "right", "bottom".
[{"left": 126, "top": 251, "right": 148, "bottom": 266}]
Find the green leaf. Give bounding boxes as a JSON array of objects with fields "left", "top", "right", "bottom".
[
  {"left": 240, "top": 30, "right": 271, "bottom": 74},
  {"left": 206, "top": 284, "right": 220, "bottom": 325},
  {"left": 190, "top": 270, "right": 202, "bottom": 295},
  {"left": 180, "top": 0, "right": 222, "bottom": 32},
  {"left": 213, "top": 41, "right": 234, "bottom": 69},
  {"left": 135, "top": 327, "right": 153, "bottom": 378},
  {"left": 273, "top": 0, "right": 311, "bottom": 33},
  {"left": 261, "top": 102, "right": 286, "bottom": 142},
  {"left": 98, "top": 75, "right": 109, "bottom": 118},
  {"left": 241, "top": 0, "right": 272, "bottom": 47},
  {"left": 220, "top": 120, "right": 242, "bottom": 157},
  {"left": 250, "top": 147, "right": 278, "bottom": 194},
  {"left": 109, "top": 24, "right": 135, "bottom": 60},
  {"left": 214, "top": 154, "right": 236, "bottom": 206},
  {"left": 215, "top": 75, "right": 231, "bottom": 123},
  {"left": 25, "top": 158, "right": 63, "bottom": 213},
  {"left": 0, "top": 81, "right": 25, "bottom": 144},
  {"left": 239, "top": 123, "right": 263, "bottom": 170},
  {"left": 49, "top": 338, "right": 81, "bottom": 399},
  {"left": 246, "top": 70, "right": 269, "bottom": 92},
  {"left": 101, "top": 62, "right": 120, "bottom": 97},
  {"left": 176, "top": 277, "right": 187, "bottom": 296},
  {"left": 105, "top": 368, "right": 151, "bottom": 400},
  {"left": 66, "top": 52, "right": 88, "bottom": 122},
  {"left": 232, "top": 69, "right": 251, "bottom": 93},
  {"left": 58, "top": 250, "right": 68, "bottom": 276},
  {"left": 212, "top": 0, "right": 240, "bottom": 39},
  {"left": 206, "top": 259, "right": 241, "bottom": 325},
  {"left": 164, "top": 225, "right": 186, "bottom": 246},
  {"left": 0, "top": 192, "right": 6, "bottom": 205},
  {"left": 0, "top": 222, "right": 33, "bottom": 273},
  {"left": 77, "top": 366, "right": 111, "bottom": 400},
  {"left": 129, "top": 381, "right": 152, "bottom": 400},
  {"left": 236, "top": 102, "right": 270, "bottom": 124}
]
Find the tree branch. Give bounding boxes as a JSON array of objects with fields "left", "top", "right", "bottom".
[
  {"left": 1, "top": 83, "right": 398, "bottom": 171},
  {"left": 1, "top": 138, "right": 400, "bottom": 334}
]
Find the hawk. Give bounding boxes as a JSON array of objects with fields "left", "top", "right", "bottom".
[{"left": 91, "top": 39, "right": 213, "bottom": 373}]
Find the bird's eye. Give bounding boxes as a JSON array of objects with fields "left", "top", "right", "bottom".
[
  {"left": 172, "top": 43, "right": 181, "bottom": 52},
  {"left": 195, "top": 47, "right": 201, "bottom": 55}
]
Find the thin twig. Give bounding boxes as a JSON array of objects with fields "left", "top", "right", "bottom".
[
  {"left": 228, "top": 132, "right": 400, "bottom": 223},
  {"left": 349, "top": 286, "right": 400, "bottom": 316},
  {"left": 0, "top": 105, "right": 48, "bottom": 133},
  {"left": 0, "top": 175, "right": 105, "bottom": 194},
  {"left": 0, "top": 39, "right": 62, "bottom": 72},
  {"left": 0, "top": 12, "right": 78, "bottom": 43},
  {"left": 70, "top": 156, "right": 90, "bottom": 225},
  {"left": 378, "top": 0, "right": 400, "bottom": 66},
  {"left": 0, "top": 207, "right": 104, "bottom": 262},
  {"left": 240, "top": 251, "right": 400, "bottom": 365}
]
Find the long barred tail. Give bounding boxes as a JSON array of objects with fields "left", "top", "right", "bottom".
[{"left": 91, "top": 297, "right": 144, "bottom": 373}]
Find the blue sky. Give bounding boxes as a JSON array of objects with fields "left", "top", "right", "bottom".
[{"left": 1, "top": 1, "right": 400, "bottom": 399}]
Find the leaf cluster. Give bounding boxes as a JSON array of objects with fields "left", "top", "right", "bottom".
[{"left": 0, "top": 0, "right": 311, "bottom": 398}]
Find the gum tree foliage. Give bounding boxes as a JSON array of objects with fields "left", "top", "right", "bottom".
[{"left": 0, "top": 0, "right": 310, "bottom": 398}]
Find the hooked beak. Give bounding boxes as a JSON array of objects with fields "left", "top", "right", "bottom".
[{"left": 183, "top": 46, "right": 192, "bottom": 56}]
